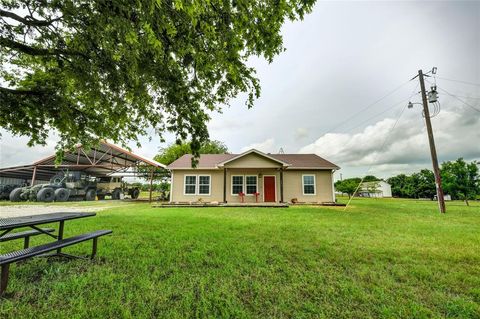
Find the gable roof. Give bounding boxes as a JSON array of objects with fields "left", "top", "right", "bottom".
[
  {"left": 167, "top": 149, "right": 339, "bottom": 170},
  {"left": 217, "top": 149, "right": 290, "bottom": 167}
]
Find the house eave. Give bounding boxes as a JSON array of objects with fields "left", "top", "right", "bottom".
[{"left": 216, "top": 149, "right": 291, "bottom": 167}]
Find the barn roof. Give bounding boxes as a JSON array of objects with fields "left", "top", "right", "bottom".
[{"left": 0, "top": 141, "right": 166, "bottom": 181}]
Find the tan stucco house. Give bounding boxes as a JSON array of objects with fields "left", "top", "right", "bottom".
[{"left": 167, "top": 149, "right": 339, "bottom": 204}]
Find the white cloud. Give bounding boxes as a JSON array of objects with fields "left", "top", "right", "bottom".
[
  {"left": 0, "top": 130, "right": 59, "bottom": 167},
  {"left": 241, "top": 138, "right": 277, "bottom": 153},
  {"left": 294, "top": 127, "right": 309, "bottom": 140},
  {"left": 299, "top": 105, "right": 480, "bottom": 169}
]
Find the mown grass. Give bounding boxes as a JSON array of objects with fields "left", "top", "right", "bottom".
[{"left": 0, "top": 198, "right": 479, "bottom": 318}]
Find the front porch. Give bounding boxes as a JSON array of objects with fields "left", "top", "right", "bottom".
[{"left": 221, "top": 168, "right": 286, "bottom": 204}]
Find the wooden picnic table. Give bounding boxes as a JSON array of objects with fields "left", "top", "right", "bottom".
[{"left": 0, "top": 212, "right": 111, "bottom": 296}]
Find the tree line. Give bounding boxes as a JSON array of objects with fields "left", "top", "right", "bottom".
[{"left": 335, "top": 158, "right": 479, "bottom": 205}]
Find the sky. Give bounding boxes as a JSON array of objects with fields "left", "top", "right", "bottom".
[{"left": 1, "top": 1, "right": 479, "bottom": 181}]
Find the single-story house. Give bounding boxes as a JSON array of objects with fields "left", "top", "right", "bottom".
[
  {"left": 358, "top": 181, "right": 392, "bottom": 198},
  {"left": 167, "top": 149, "right": 340, "bottom": 204}
]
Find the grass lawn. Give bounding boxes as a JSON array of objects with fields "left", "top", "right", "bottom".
[{"left": 1, "top": 198, "right": 479, "bottom": 318}]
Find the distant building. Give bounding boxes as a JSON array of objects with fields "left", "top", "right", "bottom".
[{"left": 358, "top": 181, "right": 392, "bottom": 198}]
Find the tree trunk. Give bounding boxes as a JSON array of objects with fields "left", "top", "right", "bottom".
[{"left": 465, "top": 199, "right": 469, "bottom": 206}]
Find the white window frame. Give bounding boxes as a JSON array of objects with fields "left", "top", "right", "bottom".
[
  {"left": 231, "top": 175, "right": 244, "bottom": 195},
  {"left": 198, "top": 175, "right": 211, "bottom": 196},
  {"left": 302, "top": 174, "right": 316, "bottom": 195},
  {"left": 184, "top": 175, "right": 197, "bottom": 195},
  {"left": 245, "top": 175, "right": 258, "bottom": 196},
  {"left": 183, "top": 174, "right": 211, "bottom": 196}
]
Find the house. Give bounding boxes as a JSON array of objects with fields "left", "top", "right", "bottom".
[
  {"left": 358, "top": 181, "right": 392, "bottom": 198},
  {"left": 167, "top": 149, "right": 340, "bottom": 204}
]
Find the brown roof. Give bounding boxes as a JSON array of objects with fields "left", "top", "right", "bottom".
[
  {"left": 168, "top": 154, "right": 236, "bottom": 169},
  {"left": 270, "top": 154, "right": 339, "bottom": 169},
  {"left": 167, "top": 152, "right": 339, "bottom": 169}
]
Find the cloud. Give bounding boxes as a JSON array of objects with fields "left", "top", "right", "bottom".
[
  {"left": 241, "top": 138, "right": 277, "bottom": 153},
  {"left": 299, "top": 105, "right": 480, "bottom": 168},
  {"left": 0, "top": 130, "right": 59, "bottom": 167},
  {"left": 294, "top": 128, "right": 309, "bottom": 140},
  {"left": 0, "top": 129, "right": 161, "bottom": 168}
]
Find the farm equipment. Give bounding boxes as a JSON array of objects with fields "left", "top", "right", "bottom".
[
  {"left": 9, "top": 171, "right": 97, "bottom": 202},
  {"left": 0, "top": 184, "right": 24, "bottom": 200},
  {"left": 8, "top": 172, "right": 140, "bottom": 202},
  {"left": 96, "top": 177, "right": 140, "bottom": 200}
]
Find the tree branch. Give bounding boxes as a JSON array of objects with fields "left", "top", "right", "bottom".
[
  {"left": 0, "top": 9, "right": 62, "bottom": 27},
  {"left": 0, "top": 37, "right": 87, "bottom": 58},
  {"left": 0, "top": 87, "right": 45, "bottom": 95}
]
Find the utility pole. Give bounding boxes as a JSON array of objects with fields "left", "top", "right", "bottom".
[{"left": 418, "top": 69, "right": 446, "bottom": 214}]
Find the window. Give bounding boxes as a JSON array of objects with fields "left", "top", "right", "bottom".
[
  {"left": 246, "top": 176, "right": 257, "bottom": 194},
  {"left": 198, "top": 175, "right": 211, "bottom": 195},
  {"left": 232, "top": 176, "right": 244, "bottom": 194},
  {"left": 184, "top": 175, "right": 196, "bottom": 195},
  {"left": 303, "top": 175, "right": 316, "bottom": 195}
]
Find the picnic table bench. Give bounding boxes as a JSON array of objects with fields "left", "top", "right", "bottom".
[
  {"left": 0, "top": 228, "right": 55, "bottom": 248},
  {"left": 0, "top": 212, "right": 112, "bottom": 296}
]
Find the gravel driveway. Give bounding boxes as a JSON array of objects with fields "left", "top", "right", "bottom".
[{"left": 0, "top": 203, "right": 127, "bottom": 218}]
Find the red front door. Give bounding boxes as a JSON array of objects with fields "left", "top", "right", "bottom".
[{"left": 264, "top": 176, "right": 276, "bottom": 202}]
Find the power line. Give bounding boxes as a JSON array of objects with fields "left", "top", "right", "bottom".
[
  {"left": 340, "top": 84, "right": 420, "bottom": 134},
  {"left": 344, "top": 102, "right": 409, "bottom": 211},
  {"left": 316, "top": 79, "right": 414, "bottom": 137},
  {"left": 449, "top": 95, "right": 480, "bottom": 100},
  {"left": 436, "top": 76, "right": 480, "bottom": 87},
  {"left": 426, "top": 79, "right": 480, "bottom": 113}
]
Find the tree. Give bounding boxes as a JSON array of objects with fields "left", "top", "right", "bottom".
[
  {"left": 363, "top": 175, "right": 380, "bottom": 182},
  {"left": 155, "top": 140, "right": 228, "bottom": 166},
  {"left": 335, "top": 178, "right": 361, "bottom": 198},
  {"left": 413, "top": 169, "right": 436, "bottom": 199},
  {"left": 387, "top": 170, "right": 435, "bottom": 199},
  {"left": 441, "top": 158, "right": 479, "bottom": 206},
  {"left": 387, "top": 174, "right": 409, "bottom": 198},
  {"left": 0, "top": 1, "right": 315, "bottom": 156}
]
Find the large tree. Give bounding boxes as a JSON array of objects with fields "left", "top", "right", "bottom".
[
  {"left": 441, "top": 158, "right": 479, "bottom": 206},
  {"left": 0, "top": 0, "right": 315, "bottom": 155},
  {"left": 387, "top": 174, "right": 409, "bottom": 198},
  {"left": 363, "top": 175, "right": 380, "bottom": 182},
  {"left": 412, "top": 169, "right": 436, "bottom": 199},
  {"left": 334, "top": 178, "right": 361, "bottom": 199},
  {"left": 388, "top": 170, "right": 436, "bottom": 199}
]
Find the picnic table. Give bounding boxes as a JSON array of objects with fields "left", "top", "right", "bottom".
[{"left": 0, "top": 212, "right": 112, "bottom": 296}]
